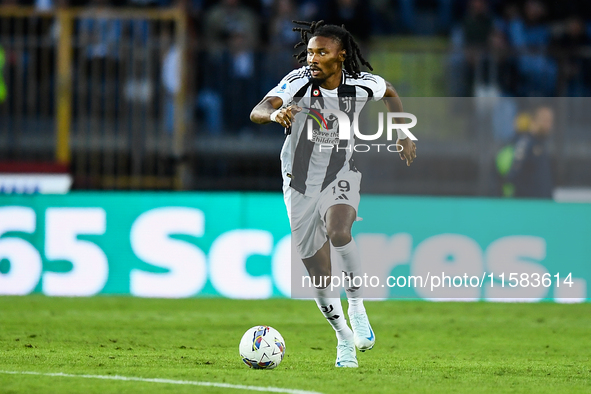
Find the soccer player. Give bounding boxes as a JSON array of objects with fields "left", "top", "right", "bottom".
[{"left": 250, "top": 20, "right": 416, "bottom": 367}]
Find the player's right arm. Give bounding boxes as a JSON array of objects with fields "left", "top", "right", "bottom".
[
  {"left": 251, "top": 67, "right": 308, "bottom": 128},
  {"left": 250, "top": 97, "right": 298, "bottom": 129}
]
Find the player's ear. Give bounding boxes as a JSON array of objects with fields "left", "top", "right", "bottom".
[{"left": 338, "top": 49, "right": 346, "bottom": 62}]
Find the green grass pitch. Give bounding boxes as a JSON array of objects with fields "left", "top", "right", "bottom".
[{"left": 1, "top": 296, "right": 590, "bottom": 393}]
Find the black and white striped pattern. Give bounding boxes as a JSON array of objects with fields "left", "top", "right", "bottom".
[{"left": 267, "top": 66, "right": 387, "bottom": 197}]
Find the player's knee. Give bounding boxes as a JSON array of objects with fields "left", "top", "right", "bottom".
[
  {"left": 307, "top": 266, "right": 331, "bottom": 282},
  {"left": 327, "top": 227, "right": 352, "bottom": 247},
  {"left": 312, "top": 274, "right": 332, "bottom": 288}
]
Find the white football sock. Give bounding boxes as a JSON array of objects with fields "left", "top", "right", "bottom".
[
  {"left": 333, "top": 239, "right": 366, "bottom": 315},
  {"left": 315, "top": 286, "right": 353, "bottom": 343}
]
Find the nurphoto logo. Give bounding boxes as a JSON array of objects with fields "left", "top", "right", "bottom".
[{"left": 304, "top": 108, "right": 417, "bottom": 153}]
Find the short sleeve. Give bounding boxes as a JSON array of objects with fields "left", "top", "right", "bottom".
[
  {"left": 265, "top": 68, "right": 309, "bottom": 107},
  {"left": 371, "top": 74, "right": 387, "bottom": 101}
]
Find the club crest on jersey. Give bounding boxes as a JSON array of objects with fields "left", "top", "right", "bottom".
[{"left": 341, "top": 97, "right": 353, "bottom": 112}]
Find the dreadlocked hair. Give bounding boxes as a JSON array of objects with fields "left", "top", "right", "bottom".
[{"left": 292, "top": 20, "right": 373, "bottom": 79}]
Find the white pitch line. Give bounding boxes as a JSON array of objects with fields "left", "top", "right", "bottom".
[{"left": 0, "top": 370, "right": 323, "bottom": 394}]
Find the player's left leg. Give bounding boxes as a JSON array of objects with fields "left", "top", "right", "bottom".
[
  {"left": 320, "top": 170, "right": 375, "bottom": 352},
  {"left": 287, "top": 186, "right": 357, "bottom": 367},
  {"left": 325, "top": 204, "right": 375, "bottom": 352},
  {"left": 301, "top": 242, "right": 357, "bottom": 368}
]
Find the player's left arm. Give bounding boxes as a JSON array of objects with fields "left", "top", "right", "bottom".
[{"left": 383, "top": 81, "right": 416, "bottom": 166}]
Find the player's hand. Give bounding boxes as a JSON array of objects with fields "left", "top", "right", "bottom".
[
  {"left": 275, "top": 105, "right": 302, "bottom": 128},
  {"left": 397, "top": 138, "right": 416, "bottom": 166}
]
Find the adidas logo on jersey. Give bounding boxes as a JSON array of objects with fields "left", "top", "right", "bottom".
[{"left": 335, "top": 194, "right": 349, "bottom": 200}]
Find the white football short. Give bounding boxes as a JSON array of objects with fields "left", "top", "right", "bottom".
[{"left": 283, "top": 170, "right": 362, "bottom": 259}]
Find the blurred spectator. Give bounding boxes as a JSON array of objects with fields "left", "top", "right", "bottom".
[
  {"left": 262, "top": 0, "right": 300, "bottom": 90},
  {"left": 204, "top": 0, "right": 259, "bottom": 54},
  {"left": 369, "top": 0, "right": 397, "bottom": 35},
  {"left": 488, "top": 2, "right": 521, "bottom": 96},
  {"left": 298, "top": 0, "right": 324, "bottom": 23},
  {"left": 488, "top": 28, "right": 520, "bottom": 96},
  {"left": 398, "top": 0, "right": 454, "bottom": 34},
  {"left": 495, "top": 110, "right": 530, "bottom": 196},
  {"left": 551, "top": 16, "right": 591, "bottom": 96},
  {"left": 162, "top": 39, "right": 178, "bottom": 134},
  {"left": 123, "top": 18, "right": 153, "bottom": 106},
  {"left": 506, "top": 0, "right": 557, "bottom": 96},
  {"left": 223, "top": 30, "right": 260, "bottom": 133},
  {"left": 35, "top": 0, "right": 55, "bottom": 10},
  {"left": 463, "top": 0, "right": 493, "bottom": 95},
  {"left": 78, "top": 0, "right": 122, "bottom": 61},
  {"left": 325, "top": 0, "right": 371, "bottom": 43},
  {"left": 449, "top": 0, "right": 495, "bottom": 96},
  {"left": 197, "top": 29, "right": 258, "bottom": 134},
  {"left": 462, "top": 0, "right": 492, "bottom": 47},
  {"left": 506, "top": 106, "right": 554, "bottom": 199},
  {"left": 494, "top": 2, "right": 520, "bottom": 37},
  {"left": 76, "top": 0, "right": 153, "bottom": 118},
  {"left": 74, "top": 0, "right": 191, "bottom": 132},
  {"left": 201, "top": 0, "right": 260, "bottom": 134},
  {"left": 268, "top": 0, "right": 299, "bottom": 49}
]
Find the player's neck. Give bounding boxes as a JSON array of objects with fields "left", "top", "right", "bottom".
[{"left": 320, "top": 70, "right": 343, "bottom": 90}]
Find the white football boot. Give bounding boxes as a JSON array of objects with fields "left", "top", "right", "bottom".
[
  {"left": 335, "top": 340, "right": 358, "bottom": 368},
  {"left": 349, "top": 312, "right": 375, "bottom": 352}
]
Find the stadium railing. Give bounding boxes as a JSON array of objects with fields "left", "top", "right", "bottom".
[{"left": 0, "top": 6, "right": 189, "bottom": 190}]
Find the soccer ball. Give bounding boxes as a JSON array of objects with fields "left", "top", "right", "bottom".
[{"left": 239, "top": 325, "right": 286, "bottom": 369}]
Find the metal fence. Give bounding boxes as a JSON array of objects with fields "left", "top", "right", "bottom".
[
  {"left": 0, "top": 9, "right": 56, "bottom": 163},
  {"left": 0, "top": 7, "right": 188, "bottom": 190}
]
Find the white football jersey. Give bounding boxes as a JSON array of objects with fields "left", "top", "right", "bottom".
[{"left": 267, "top": 66, "right": 387, "bottom": 197}]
